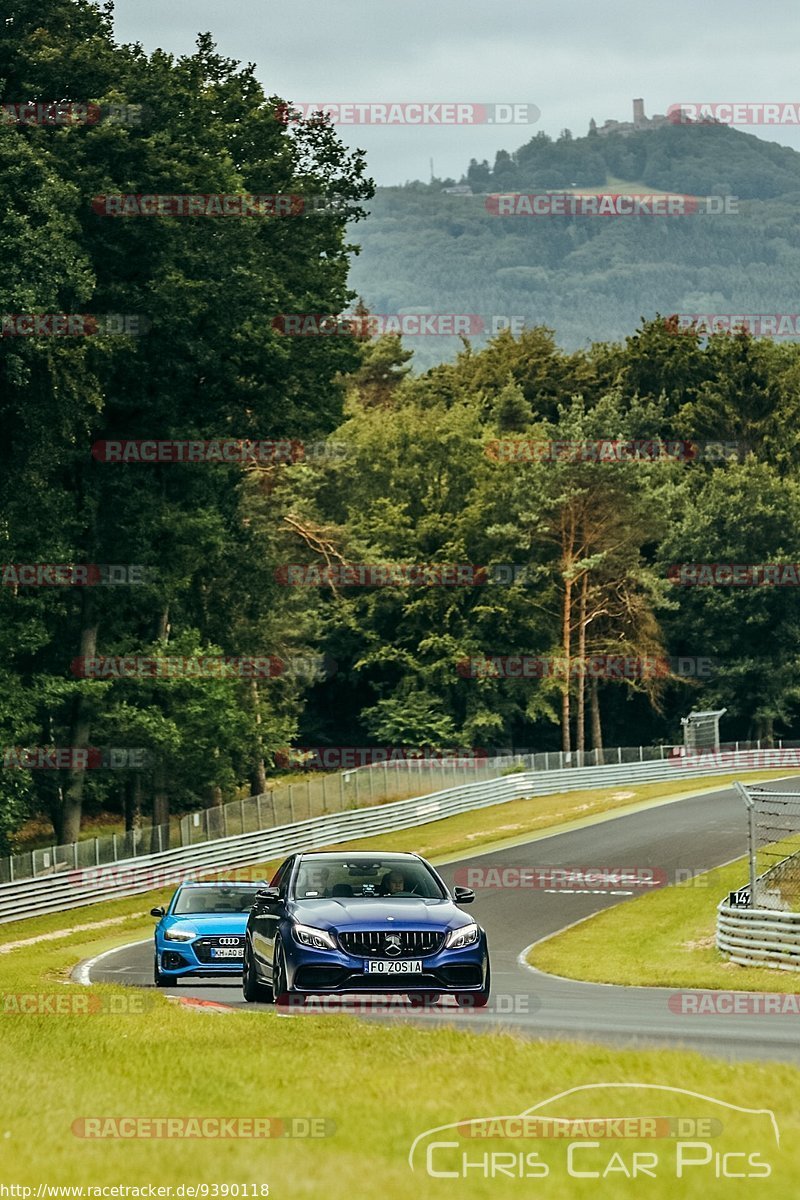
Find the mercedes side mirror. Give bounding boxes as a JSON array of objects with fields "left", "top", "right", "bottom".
[
  {"left": 254, "top": 887, "right": 281, "bottom": 906},
  {"left": 454, "top": 886, "right": 475, "bottom": 905}
]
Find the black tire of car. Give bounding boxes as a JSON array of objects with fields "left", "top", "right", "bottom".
[
  {"left": 242, "top": 939, "right": 273, "bottom": 1004},
  {"left": 455, "top": 961, "right": 491, "bottom": 1008},
  {"left": 272, "top": 938, "right": 291, "bottom": 1006},
  {"left": 153, "top": 953, "right": 170, "bottom": 988}
]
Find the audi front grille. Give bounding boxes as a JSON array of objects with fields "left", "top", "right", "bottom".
[{"left": 193, "top": 935, "right": 245, "bottom": 963}]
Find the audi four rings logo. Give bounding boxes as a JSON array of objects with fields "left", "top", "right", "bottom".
[
  {"left": 384, "top": 933, "right": 402, "bottom": 956},
  {"left": 218, "top": 937, "right": 241, "bottom": 946}
]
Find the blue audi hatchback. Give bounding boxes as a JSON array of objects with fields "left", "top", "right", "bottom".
[
  {"left": 151, "top": 881, "right": 266, "bottom": 986},
  {"left": 242, "top": 851, "right": 489, "bottom": 1005}
]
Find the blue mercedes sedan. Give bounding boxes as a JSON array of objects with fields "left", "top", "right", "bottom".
[
  {"left": 151, "top": 881, "right": 266, "bottom": 986},
  {"left": 242, "top": 851, "right": 490, "bottom": 1006}
]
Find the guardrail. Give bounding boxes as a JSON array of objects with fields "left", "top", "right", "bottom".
[
  {"left": 9, "top": 738, "right": 788, "bottom": 885},
  {"left": 717, "top": 901, "right": 800, "bottom": 970},
  {"left": 2, "top": 745, "right": 797, "bottom": 926},
  {"left": 3, "top": 744, "right": 691, "bottom": 884}
]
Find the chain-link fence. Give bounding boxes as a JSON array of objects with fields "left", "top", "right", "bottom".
[
  {"left": 738, "top": 781, "right": 800, "bottom": 910},
  {"left": 2, "top": 738, "right": 786, "bottom": 886}
]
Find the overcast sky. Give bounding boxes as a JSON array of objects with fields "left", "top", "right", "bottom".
[{"left": 112, "top": 0, "right": 800, "bottom": 185}]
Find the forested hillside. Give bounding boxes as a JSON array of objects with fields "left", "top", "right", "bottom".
[
  {"left": 348, "top": 124, "right": 800, "bottom": 366},
  {"left": 3, "top": 3, "right": 800, "bottom": 853}
]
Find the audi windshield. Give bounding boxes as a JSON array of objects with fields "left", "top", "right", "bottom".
[{"left": 172, "top": 886, "right": 261, "bottom": 914}]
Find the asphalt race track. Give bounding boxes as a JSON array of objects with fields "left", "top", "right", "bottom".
[{"left": 81, "top": 777, "right": 800, "bottom": 1064}]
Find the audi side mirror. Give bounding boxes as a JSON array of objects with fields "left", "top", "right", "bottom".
[
  {"left": 150, "top": 906, "right": 165, "bottom": 918},
  {"left": 454, "top": 886, "right": 475, "bottom": 905}
]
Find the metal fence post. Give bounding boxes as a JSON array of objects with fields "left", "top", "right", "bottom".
[
  {"left": 289, "top": 785, "right": 296, "bottom": 823},
  {"left": 618, "top": 747, "right": 622, "bottom": 764},
  {"left": 240, "top": 798, "right": 246, "bottom": 834},
  {"left": 256, "top": 794, "right": 263, "bottom": 827},
  {"left": 112, "top": 833, "right": 117, "bottom": 862}
]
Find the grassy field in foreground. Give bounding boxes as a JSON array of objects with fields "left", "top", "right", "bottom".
[
  {"left": 1, "top": 771, "right": 799, "bottom": 1195},
  {"left": 528, "top": 856, "right": 800, "bottom": 991},
  {"left": 0, "top": 922, "right": 798, "bottom": 1197},
  {"left": 1, "top": 769, "right": 790, "bottom": 947}
]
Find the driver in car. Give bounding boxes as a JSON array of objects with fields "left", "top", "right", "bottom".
[{"left": 382, "top": 869, "right": 408, "bottom": 895}]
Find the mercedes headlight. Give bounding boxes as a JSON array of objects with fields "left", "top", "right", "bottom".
[
  {"left": 445, "top": 923, "right": 479, "bottom": 949},
  {"left": 293, "top": 923, "right": 336, "bottom": 950}
]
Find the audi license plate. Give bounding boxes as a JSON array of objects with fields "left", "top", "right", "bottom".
[
  {"left": 210, "top": 948, "right": 242, "bottom": 959},
  {"left": 365, "top": 960, "right": 422, "bottom": 974}
]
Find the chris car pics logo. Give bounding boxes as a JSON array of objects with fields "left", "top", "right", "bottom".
[{"left": 408, "top": 1084, "right": 778, "bottom": 1180}]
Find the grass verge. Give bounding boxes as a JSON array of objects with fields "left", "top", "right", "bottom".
[
  {"left": 0, "top": 924, "right": 799, "bottom": 1196},
  {"left": 527, "top": 855, "right": 800, "bottom": 992}
]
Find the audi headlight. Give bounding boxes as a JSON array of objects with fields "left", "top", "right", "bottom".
[
  {"left": 293, "top": 923, "right": 336, "bottom": 950},
  {"left": 164, "top": 927, "right": 196, "bottom": 942},
  {"left": 445, "top": 923, "right": 479, "bottom": 949}
]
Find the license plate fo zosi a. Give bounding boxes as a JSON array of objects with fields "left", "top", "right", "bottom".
[{"left": 365, "top": 960, "right": 422, "bottom": 974}]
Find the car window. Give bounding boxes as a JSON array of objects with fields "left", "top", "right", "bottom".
[
  {"left": 270, "top": 857, "right": 294, "bottom": 896},
  {"left": 292, "top": 858, "right": 445, "bottom": 900},
  {"left": 172, "top": 886, "right": 261, "bottom": 914}
]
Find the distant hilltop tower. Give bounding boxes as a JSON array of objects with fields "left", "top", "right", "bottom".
[{"left": 593, "top": 98, "right": 670, "bottom": 138}]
